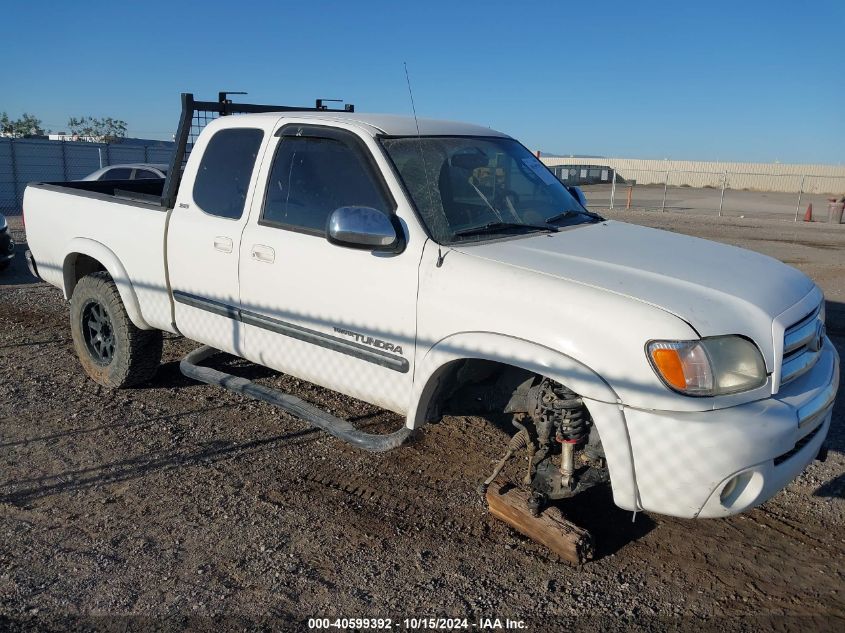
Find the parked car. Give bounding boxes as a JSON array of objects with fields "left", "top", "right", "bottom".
[
  {"left": 0, "top": 212, "right": 14, "bottom": 272},
  {"left": 80, "top": 163, "right": 168, "bottom": 181},
  {"left": 23, "top": 94, "right": 836, "bottom": 532},
  {"left": 552, "top": 163, "right": 615, "bottom": 186}
]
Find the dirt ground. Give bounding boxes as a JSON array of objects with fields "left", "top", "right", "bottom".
[{"left": 1, "top": 212, "right": 844, "bottom": 632}]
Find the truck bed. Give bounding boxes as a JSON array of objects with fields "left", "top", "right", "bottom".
[
  {"left": 36, "top": 178, "right": 167, "bottom": 208},
  {"left": 24, "top": 180, "right": 174, "bottom": 332}
]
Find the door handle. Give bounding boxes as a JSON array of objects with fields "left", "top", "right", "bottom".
[
  {"left": 251, "top": 244, "right": 275, "bottom": 264},
  {"left": 213, "top": 236, "right": 233, "bottom": 253}
]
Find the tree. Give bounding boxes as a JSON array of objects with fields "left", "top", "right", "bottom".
[
  {"left": 67, "top": 116, "right": 128, "bottom": 142},
  {"left": 0, "top": 112, "right": 47, "bottom": 137}
]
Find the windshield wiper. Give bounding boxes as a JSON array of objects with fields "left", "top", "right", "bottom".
[
  {"left": 453, "top": 221, "right": 557, "bottom": 239},
  {"left": 545, "top": 209, "right": 603, "bottom": 224}
]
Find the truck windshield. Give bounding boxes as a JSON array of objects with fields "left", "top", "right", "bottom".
[{"left": 380, "top": 136, "right": 599, "bottom": 244}]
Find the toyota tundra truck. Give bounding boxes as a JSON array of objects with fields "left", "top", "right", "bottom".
[{"left": 23, "top": 93, "right": 837, "bottom": 522}]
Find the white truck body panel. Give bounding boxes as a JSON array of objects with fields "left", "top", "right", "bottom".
[
  {"left": 165, "top": 116, "right": 277, "bottom": 357},
  {"left": 457, "top": 221, "right": 814, "bottom": 364},
  {"left": 236, "top": 117, "right": 425, "bottom": 413},
  {"left": 24, "top": 186, "right": 173, "bottom": 332},
  {"left": 23, "top": 108, "right": 837, "bottom": 520}
]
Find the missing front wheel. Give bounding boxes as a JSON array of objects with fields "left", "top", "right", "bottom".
[{"left": 481, "top": 378, "right": 609, "bottom": 507}]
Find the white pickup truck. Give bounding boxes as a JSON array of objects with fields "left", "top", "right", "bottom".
[{"left": 24, "top": 94, "right": 837, "bottom": 522}]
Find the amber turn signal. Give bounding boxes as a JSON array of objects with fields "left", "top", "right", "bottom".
[{"left": 650, "top": 348, "right": 687, "bottom": 390}]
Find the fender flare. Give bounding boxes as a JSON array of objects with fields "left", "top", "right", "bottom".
[
  {"left": 406, "top": 331, "right": 642, "bottom": 511},
  {"left": 408, "top": 331, "right": 619, "bottom": 429},
  {"left": 62, "top": 237, "right": 151, "bottom": 330}
]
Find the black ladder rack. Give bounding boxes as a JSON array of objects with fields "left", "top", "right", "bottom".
[{"left": 162, "top": 92, "right": 354, "bottom": 209}]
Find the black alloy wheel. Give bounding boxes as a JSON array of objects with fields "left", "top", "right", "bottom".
[{"left": 82, "top": 300, "right": 116, "bottom": 365}]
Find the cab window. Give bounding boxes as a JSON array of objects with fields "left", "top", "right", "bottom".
[
  {"left": 261, "top": 131, "right": 390, "bottom": 235},
  {"left": 193, "top": 128, "right": 264, "bottom": 219}
]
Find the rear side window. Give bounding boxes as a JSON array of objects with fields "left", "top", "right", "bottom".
[
  {"left": 261, "top": 134, "right": 389, "bottom": 234},
  {"left": 134, "top": 169, "right": 160, "bottom": 179},
  {"left": 193, "top": 128, "right": 264, "bottom": 219},
  {"left": 103, "top": 167, "right": 132, "bottom": 180}
]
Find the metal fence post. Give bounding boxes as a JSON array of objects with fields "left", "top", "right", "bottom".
[
  {"left": 794, "top": 174, "right": 805, "bottom": 222},
  {"left": 98, "top": 147, "right": 103, "bottom": 169},
  {"left": 661, "top": 170, "right": 669, "bottom": 211},
  {"left": 609, "top": 171, "right": 616, "bottom": 210},
  {"left": 60, "top": 140, "right": 68, "bottom": 181},
  {"left": 9, "top": 139, "right": 21, "bottom": 213},
  {"left": 718, "top": 171, "right": 727, "bottom": 217}
]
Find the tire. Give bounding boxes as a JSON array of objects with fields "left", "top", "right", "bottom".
[{"left": 70, "top": 271, "right": 162, "bottom": 388}]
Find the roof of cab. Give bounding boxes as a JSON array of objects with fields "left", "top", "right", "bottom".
[{"left": 227, "top": 111, "right": 510, "bottom": 138}]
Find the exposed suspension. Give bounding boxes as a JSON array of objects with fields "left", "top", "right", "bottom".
[
  {"left": 532, "top": 381, "right": 590, "bottom": 490},
  {"left": 472, "top": 373, "right": 602, "bottom": 564},
  {"left": 481, "top": 377, "right": 607, "bottom": 516},
  {"left": 530, "top": 380, "right": 590, "bottom": 445}
]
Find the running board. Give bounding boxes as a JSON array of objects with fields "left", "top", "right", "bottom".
[{"left": 180, "top": 346, "right": 413, "bottom": 452}]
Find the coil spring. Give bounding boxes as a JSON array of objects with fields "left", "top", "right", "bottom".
[
  {"left": 534, "top": 380, "right": 590, "bottom": 444},
  {"left": 554, "top": 384, "right": 590, "bottom": 443}
]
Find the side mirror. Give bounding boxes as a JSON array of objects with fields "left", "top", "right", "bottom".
[
  {"left": 327, "top": 206, "right": 402, "bottom": 252},
  {"left": 567, "top": 185, "right": 588, "bottom": 209}
]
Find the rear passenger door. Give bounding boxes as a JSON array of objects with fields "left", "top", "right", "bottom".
[
  {"left": 238, "top": 123, "right": 420, "bottom": 414},
  {"left": 167, "top": 124, "right": 267, "bottom": 356}
]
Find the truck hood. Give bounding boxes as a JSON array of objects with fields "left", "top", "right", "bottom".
[{"left": 454, "top": 220, "right": 814, "bottom": 361}]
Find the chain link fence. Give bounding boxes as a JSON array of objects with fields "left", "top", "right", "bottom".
[
  {"left": 576, "top": 169, "right": 845, "bottom": 222},
  {"left": 3, "top": 137, "right": 844, "bottom": 223},
  {"left": 0, "top": 138, "right": 175, "bottom": 215}
]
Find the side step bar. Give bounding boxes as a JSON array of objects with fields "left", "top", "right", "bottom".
[{"left": 180, "top": 346, "right": 413, "bottom": 452}]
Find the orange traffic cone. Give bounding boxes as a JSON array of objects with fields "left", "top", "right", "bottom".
[{"left": 803, "top": 203, "right": 813, "bottom": 222}]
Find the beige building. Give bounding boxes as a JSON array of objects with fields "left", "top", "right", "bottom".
[{"left": 539, "top": 156, "right": 845, "bottom": 195}]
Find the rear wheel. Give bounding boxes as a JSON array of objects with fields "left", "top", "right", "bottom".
[{"left": 70, "top": 272, "right": 162, "bottom": 387}]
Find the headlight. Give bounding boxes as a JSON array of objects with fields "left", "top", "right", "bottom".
[{"left": 647, "top": 336, "right": 766, "bottom": 396}]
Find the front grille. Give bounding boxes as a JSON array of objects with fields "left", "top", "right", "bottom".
[
  {"left": 774, "top": 423, "right": 824, "bottom": 466},
  {"left": 780, "top": 304, "right": 824, "bottom": 386}
]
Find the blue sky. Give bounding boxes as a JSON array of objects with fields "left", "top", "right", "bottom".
[{"left": 1, "top": 0, "right": 842, "bottom": 163}]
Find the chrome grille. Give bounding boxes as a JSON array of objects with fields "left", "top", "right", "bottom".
[{"left": 781, "top": 303, "right": 824, "bottom": 386}]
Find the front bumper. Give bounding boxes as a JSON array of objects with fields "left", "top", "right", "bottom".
[{"left": 622, "top": 337, "right": 838, "bottom": 518}]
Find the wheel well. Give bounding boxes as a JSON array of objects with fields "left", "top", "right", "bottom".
[
  {"left": 423, "top": 358, "right": 538, "bottom": 422},
  {"left": 425, "top": 358, "right": 609, "bottom": 508},
  {"left": 421, "top": 357, "right": 601, "bottom": 432},
  {"left": 65, "top": 253, "right": 107, "bottom": 298}
]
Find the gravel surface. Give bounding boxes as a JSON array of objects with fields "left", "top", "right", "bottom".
[{"left": 1, "top": 213, "right": 843, "bottom": 632}]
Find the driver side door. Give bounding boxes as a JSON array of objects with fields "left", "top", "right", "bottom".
[{"left": 238, "top": 122, "right": 420, "bottom": 414}]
